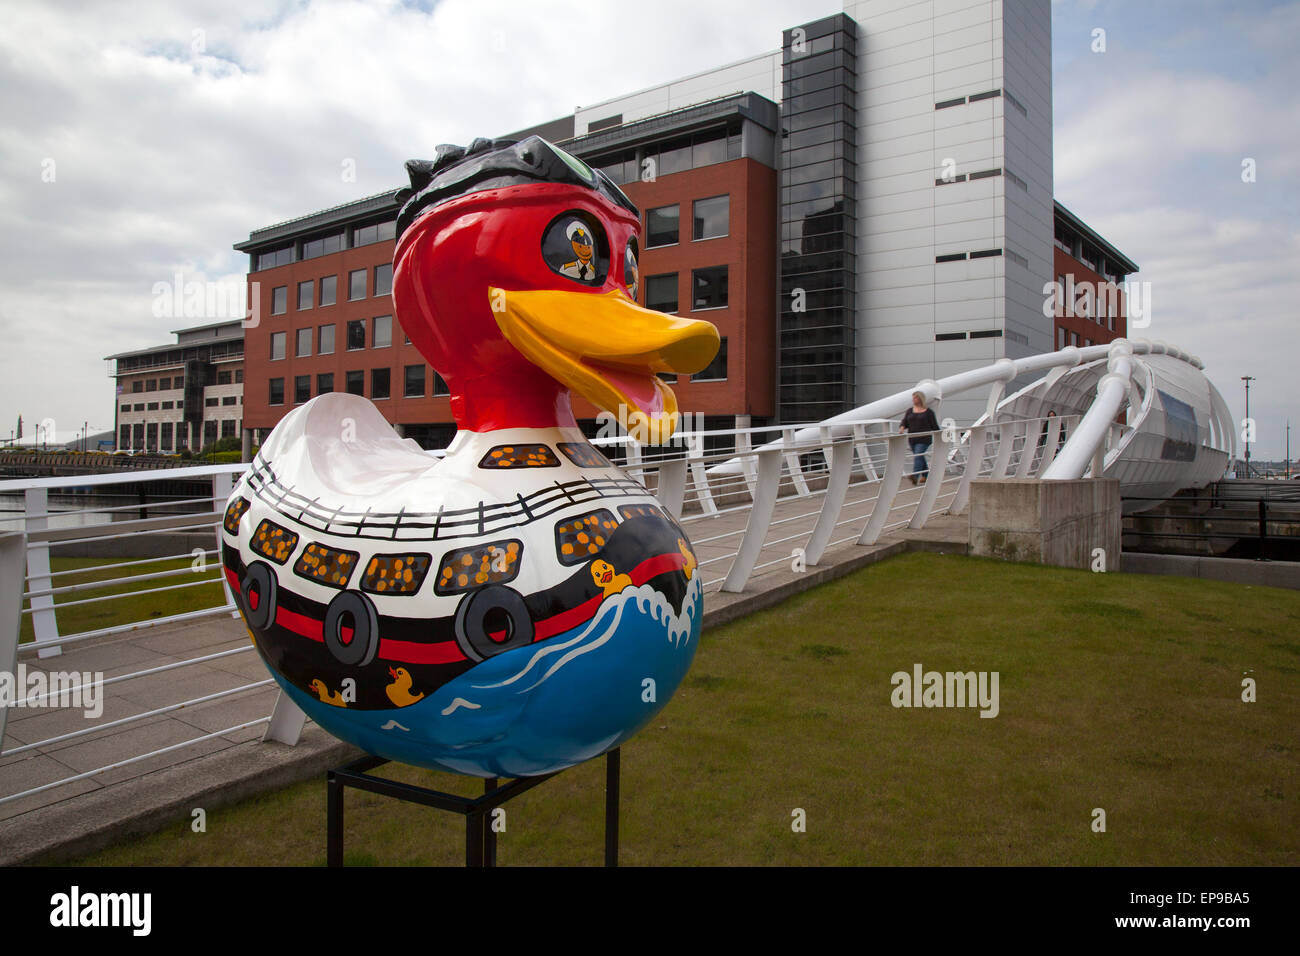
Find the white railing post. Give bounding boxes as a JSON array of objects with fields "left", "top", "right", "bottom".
[
  {"left": 858, "top": 434, "right": 909, "bottom": 546},
  {"left": 804, "top": 435, "right": 855, "bottom": 566},
  {"left": 24, "top": 487, "right": 60, "bottom": 659},
  {"left": 909, "top": 431, "right": 951, "bottom": 529},
  {"left": 852, "top": 423, "right": 879, "bottom": 481},
  {"left": 781, "top": 428, "right": 811, "bottom": 497},
  {"left": 989, "top": 418, "right": 1017, "bottom": 479},
  {"left": 655, "top": 458, "right": 688, "bottom": 519},
  {"left": 950, "top": 425, "right": 987, "bottom": 514},
  {"left": 686, "top": 433, "right": 718, "bottom": 516},
  {"left": 1015, "top": 419, "right": 1040, "bottom": 478},
  {"left": 735, "top": 429, "right": 757, "bottom": 499},
  {"left": 1, "top": 531, "right": 26, "bottom": 745},
  {"left": 721, "top": 448, "right": 782, "bottom": 593},
  {"left": 624, "top": 439, "right": 643, "bottom": 483}
]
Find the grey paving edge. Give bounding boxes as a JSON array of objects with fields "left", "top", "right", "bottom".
[{"left": 1, "top": 536, "right": 957, "bottom": 866}]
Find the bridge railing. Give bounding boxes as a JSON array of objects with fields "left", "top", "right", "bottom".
[{"left": 0, "top": 414, "right": 1060, "bottom": 811}]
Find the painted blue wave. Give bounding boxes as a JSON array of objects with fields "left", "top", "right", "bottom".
[{"left": 279, "top": 575, "right": 703, "bottom": 777}]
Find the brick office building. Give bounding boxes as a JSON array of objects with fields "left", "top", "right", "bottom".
[
  {"left": 1050, "top": 201, "right": 1138, "bottom": 350},
  {"left": 106, "top": 320, "right": 244, "bottom": 453},
  {"left": 234, "top": 1, "right": 1139, "bottom": 448},
  {"left": 235, "top": 95, "right": 779, "bottom": 448}
]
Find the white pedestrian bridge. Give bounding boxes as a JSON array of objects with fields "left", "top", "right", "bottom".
[{"left": 0, "top": 338, "right": 1233, "bottom": 834}]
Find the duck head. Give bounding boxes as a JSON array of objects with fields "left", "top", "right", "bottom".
[{"left": 392, "top": 136, "right": 719, "bottom": 441}]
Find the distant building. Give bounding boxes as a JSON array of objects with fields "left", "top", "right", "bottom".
[
  {"left": 233, "top": 0, "right": 1139, "bottom": 442},
  {"left": 104, "top": 320, "right": 245, "bottom": 452}
]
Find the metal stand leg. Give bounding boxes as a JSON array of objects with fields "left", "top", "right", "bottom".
[
  {"left": 326, "top": 770, "right": 343, "bottom": 868},
  {"left": 605, "top": 748, "right": 620, "bottom": 867},
  {"left": 484, "top": 777, "right": 498, "bottom": 867}
]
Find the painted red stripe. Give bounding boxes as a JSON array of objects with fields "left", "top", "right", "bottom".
[
  {"left": 224, "top": 567, "right": 239, "bottom": 589},
  {"left": 379, "top": 637, "right": 468, "bottom": 665},
  {"left": 631, "top": 551, "right": 686, "bottom": 585},
  {"left": 534, "top": 594, "right": 603, "bottom": 640},
  {"left": 276, "top": 606, "right": 324, "bottom": 642}
]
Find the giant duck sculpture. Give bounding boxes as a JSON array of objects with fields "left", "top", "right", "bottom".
[{"left": 221, "top": 137, "right": 720, "bottom": 777}]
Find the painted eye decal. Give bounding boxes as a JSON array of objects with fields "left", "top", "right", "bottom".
[
  {"left": 541, "top": 211, "right": 608, "bottom": 285},
  {"left": 624, "top": 239, "right": 639, "bottom": 300}
]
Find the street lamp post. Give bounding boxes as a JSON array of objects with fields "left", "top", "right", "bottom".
[{"left": 1242, "top": 376, "right": 1254, "bottom": 478}]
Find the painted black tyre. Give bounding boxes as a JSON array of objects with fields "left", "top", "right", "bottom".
[
  {"left": 323, "top": 590, "right": 380, "bottom": 668},
  {"left": 240, "top": 561, "right": 278, "bottom": 631},
  {"left": 454, "top": 585, "right": 535, "bottom": 662}
]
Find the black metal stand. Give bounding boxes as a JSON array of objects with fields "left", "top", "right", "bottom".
[{"left": 326, "top": 747, "right": 621, "bottom": 867}]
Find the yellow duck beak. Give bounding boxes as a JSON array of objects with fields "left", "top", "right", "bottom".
[{"left": 489, "top": 287, "right": 720, "bottom": 443}]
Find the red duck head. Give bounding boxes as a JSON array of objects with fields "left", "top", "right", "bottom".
[{"left": 392, "top": 137, "right": 718, "bottom": 440}]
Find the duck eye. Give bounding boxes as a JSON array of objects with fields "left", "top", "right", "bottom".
[
  {"left": 624, "top": 239, "right": 639, "bottom": 300},
  {"left": 541, "top": 211, "right": 608, "bottom": 285}
]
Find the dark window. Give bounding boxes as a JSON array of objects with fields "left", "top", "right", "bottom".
[
  {"left": 404, "top": 364, "right": 425, "bottom": 398},
  {"left": 272, "top": 286, "right": 287, "bottom": 314},
  {"left": 270, "top": 331, "right": 286, "bottom": 360},
  {"left": 433, "top": 372, "right": 450, "bottom": 396},
  {"left": 146, "top": 422, "right": 158, "bottom": 450},
  {"left": 936, "top": 332, "right": 967, "bottom": 341},
  {"left": 969, "top": 88, "right": 1001, "bottom": 103},
  {"left": 160, "top": 422, "right": 173, "bottom": 450},
  {"left": 159, "top": 377, "right": 170, "bottom": 389},
  {"left": 133, "top": 422, "right": 145, "bottom": 447},
  {"left": 146, "top": 402, "right": 159, "bottom": 411},
  {"left": 374, "top": 263, "right": 392, "bottom": 296},
  {"left": 345, "top": 370, "right": 364, "bottom": 395},
  {"left": 655, "top": 137, "right": 692, "bottom": 177},
  {"left": 222, "top": 395, "right": 237, "bottom": 406},
  {"left": 693, "top": 195, "right": 729, "bottom": 241},
  {"left": 132, "top": 381, "right": 143, "bottom": 393},
  {"left": 294, "top": 375, "right": 311, "bottom": 404},
  {"left": 646, "top": 205, "right": 679, "bottom": 247},
  {"left": 352, "top": 221, "right": 394, "bottom": 246},
  {"left": 119, "top": 424, "right": 129, "bottom": 447},
  {"left": 145, "top": 379, "right": 157, "bottom": 392},
  {"left": 132, "top": 402, "right": 144, "bottom": 411},
  {"left": 296, "top": 327, "right": 312, "bottom": 357},
  {"left": 692, "top": 266, "right": 728, "bottom": 310},
  {"left": 268, "top": 378, "right": 284, "bottom": 405},
  {"left": 969, "top": 248, "right": 1003, "bottom": 259},
  {"left": 221, "top": 420, "right": 236, "bottom": 439},
  {"left": 969, "top": 168, "right": 1002, "bottom": 181},
  {"left": 217, "top": 370, "right": 232, "bottom": 385},
  {"left": 161, "top": 401, "right": 173, "bottom": 410},
  {"left": 693, "top": 337, "right": 727, "bottom": 381},
  {"left": 317, "top": 372, "right": 334, "bottom": 394},
  {"left": 205, "top": 397, "right": 218, "bottom": 407},
  {"left": 234, "top": 369, "right": 242, "bottom": 383},
  {"left": 319, "top": 275, "right": 337, "bottom": 306},
  {"left": 318, "top": 324, "right": 335, "bottom": 354},
  {"left": 120, "top": 404, "right": 130, "bottom": 412},
  {"left": 645, "top": 273, "right": 678, "bottom": 313},
  {"left": 301, "top": 233, "right": 342, "bottom": 259},
  {"left": 349, "top": 269, "right": 366, "bottom": 300},
  {"left": 936, "top": 253, "right": 967, "bottom": 263},
  {"left": 347, "top": 319, "right": 366, "bottom": 350},
  {"left": 297, "top": 280, "right": 313, "bottom": 310},
  {"left": 371, "top": 367, "right": 390, "bottom": 400},
  {"left": 256, "top": 246, "right": 293, "bottom": 270},
  {"left": 935, "top": 96, "right": 966, "bottom": 109},
  {"left": 174, "top": 376, "right": 184, "bottom": 389},
  {"left": 373, "top": 315, "right": 392, "bottom": 348}
]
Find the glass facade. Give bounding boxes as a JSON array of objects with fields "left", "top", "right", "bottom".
[{"left": 779, "top": 13, "right": 858, "bottom": 425}]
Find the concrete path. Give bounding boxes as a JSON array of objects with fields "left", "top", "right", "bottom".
[{"left": 0, "top": 477, "right": 969, "bottom": 864}]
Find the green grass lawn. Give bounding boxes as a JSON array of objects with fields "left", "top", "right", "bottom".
[
  {"left": 68, "top": 552, "right": 1299, "bottom": 866},
  {"left": 20, "top": 555, "right": 228, "bottom": 644}
]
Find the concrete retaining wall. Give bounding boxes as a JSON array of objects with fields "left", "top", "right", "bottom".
[{"left": 969, "top": 478, "right": 1121, "bottom": 571}]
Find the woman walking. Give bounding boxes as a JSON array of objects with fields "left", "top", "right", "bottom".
[{"left": 899, "top": 391, "right": 940, "bottom": 485}]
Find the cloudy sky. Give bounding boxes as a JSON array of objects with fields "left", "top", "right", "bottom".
[{"left": 1, "top": 0, "right": 1296, "bottom": 459}]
